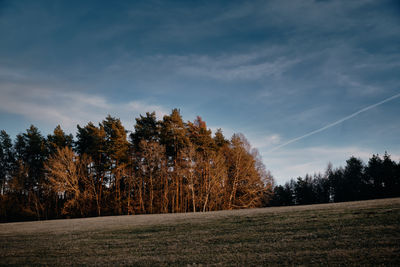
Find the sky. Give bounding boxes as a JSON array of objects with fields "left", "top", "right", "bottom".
[{"left": 0, "top": 0, "right": 399, "bottom": 184}]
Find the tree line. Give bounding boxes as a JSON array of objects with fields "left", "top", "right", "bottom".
[
  {"left": 271, "top": 153, "right": 400, "bottom": 206},
  {"left": 0, "top": 109, "right": 273, "bottom": 222},
  {"left": 1, "top": 108, "right": 399, "bottom": 222}
]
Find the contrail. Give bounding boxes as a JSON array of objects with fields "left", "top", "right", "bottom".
[{"left": 268, "top": 92, "right": 400, "bottom": 152}]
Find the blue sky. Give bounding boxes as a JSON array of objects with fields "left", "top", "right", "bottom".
[{"left": 1, "top": 0, "right": 399, "bottom": 184}]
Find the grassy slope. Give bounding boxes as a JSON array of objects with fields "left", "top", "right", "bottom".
[{"left": 1, "top": 198, "right": 400, "bottom": 266}]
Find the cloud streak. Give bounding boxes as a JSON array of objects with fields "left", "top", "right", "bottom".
[
  {"left": 178, "top": 55, "right": 298, "bottom": 81},
  {"left": 0, "top": 83, "right": 168, "bottom": 134},
  {"left": 268, "top": 92, "right": 400, "bottom": 152}
]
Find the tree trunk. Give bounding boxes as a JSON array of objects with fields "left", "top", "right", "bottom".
[{"left": 150, "top": 172, "right": 153, "bottom": 214}]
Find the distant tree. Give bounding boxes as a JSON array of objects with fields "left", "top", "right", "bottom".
[
  {"left": 312, "top": 172, "right": 331, "bottom": 203},
  {"left": 76, "top": 122, "right": 106, "bottom": 160},
  {"left": 101, "top": 115, "right": 130, "bottom": 214},
  {"left": 136, "top": 140, "right": 168, "bottom": 214},
  {"left": 364, "top": 154, "right": 383, "bottom": 198},
  {"left": 328, "top": 167, "right": 345, "bottom": 202},
  {"left": 76, "top": 122, "right": 106, "bottom": 216},
  {"left": 271, "top": 181, "right": 295, "bottom": 206},
  {"left": 160, "top": 109, "right": 189, "bottom": 212},
  {"left": 130, "top": 112, "right": 160, "bottom": 150},
  {"left": 187, "top": 116, "right": 215, "bottom": 153},
  {"left": 179, "top": 143, "right": 198, "bottom": 212},
  {"left": 160, "top": 109, "right": 189, "bottom": 161},
  {"left": 9, "top": 126, "right": 48, "bottom": 220},
  {"left": 252, "top": 148, "right": 274, "bottom": 206},
  {"left": 129, "top": 112, "right": 162, "bottom": 214},
  {"left": 397, "top": 160, "right": 400, "bottom": 197},
  {"left": 0, "top": 130, "right": 16, "bottom": 221},
  {"left": 0, "top": 130, "right": 15, "bottom": 194},
  {"left": 47, "top": 125, "right": 73, "bottom": 155},
  {"left": 15, "top": 125, "right": 48, "bottom": 192},
  {"left": 204, "top": 150, "right": 228, "bottom": 211},
  {"left": 343, "top": 157, "right": 364, "bottom": 201},
  {"left": 214, "top": 128, "right": 229, "bottom": 150},
  {"left": 46, "top": 147, "right": 98, "bottom": 217},
  {"left": 267, "top": 153, "right": 399, "bottom": 207},
  {"left": 225, "top": 134, "right": 268, "bottom": 209},
  {"left": 185, "top": 116, "right": 218, "bottom": 212},
  {"left": 294, "top": 175, "right": 316, "bottom": 205},
  {"left": 380, "top": 152, "right": 398, "bottom": 197}
]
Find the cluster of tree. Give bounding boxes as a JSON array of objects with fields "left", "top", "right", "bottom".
[
  {"left": 0, "top": 109, "right": 273, "bottom": 222},
  {"left": 271, "top": 154, "right": 400, "bottom": 206}
]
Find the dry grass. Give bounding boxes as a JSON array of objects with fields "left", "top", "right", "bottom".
[{"left": 1, "top": 198, "right": 400, "bottom": 266}]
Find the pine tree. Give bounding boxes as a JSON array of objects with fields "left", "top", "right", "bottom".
[
  {"left": 101, "top": 115, "right": 130, "bottom": 214},
  {"left": 47, "top": 125, "right": 73, "bottom": 155},
  {"left": 11, "top": 125, "right": 48, "bottom": 219},
  {"left": 0, "top": 130, "right": 15, "bottom": 195},
  {"left": 76, "top": 122, "right": 106, "bottom": 216},
  {"left": 160, "top": 109, "right": 189, "bottom": 212},
  {"left": 131, "top": 112, "right": 160, "bottom": 149}
]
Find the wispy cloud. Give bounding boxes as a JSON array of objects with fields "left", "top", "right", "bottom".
[
  {"left": 179, "top": 57, "right": 298, "bottom": 81},
  {"left": 249, "top": 134, "right": 281, "bottom": 149},
  {"left": 336, "top": 73, "right": 380, "bottom": 95},
  {"left": 124, "top": 101, "right": 168, "bottom": 120},
  {"left": 0, "top": 82, "right": 168, "bottom": 133},
  {"left": 269, "top": 92, "right": 400, "bottom": 152},
  {"left": 134, "top": 47, "right": 299, "bottom": 82}
]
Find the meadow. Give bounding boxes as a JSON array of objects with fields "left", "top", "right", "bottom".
[{"left": 1, "top": 198, "right": 400, "bottom": 266}]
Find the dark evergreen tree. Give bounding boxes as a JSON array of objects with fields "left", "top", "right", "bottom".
[
  {"left": 365, "top": 154, "right": 384, "bottom": 198},
  {"left": 271, "top": 182, "right": 294, "bottom": 206},
  {"left": 160, "top": 109, "right": 189, "bottom": 161},
  {"left": 214, "top": 128, "right": 229, "bottom": 150},
  {"left": 381, "top": 153, "right": 399, "bottom": 197},
  {"left": 0, "top": 130, "right": 15, "bottom": 195},
  {"left": 160, "top": 109, "right": 190, "bottom": 212},
  {"left": 7, "top": 126, "right": 49, "bottom": 220},
  {"left": 343, "top": 157, "right": 364, "bottom": 201},
  {"left": 15, "top": 125, "right": 48, "bottom": 193},
  {"left": 130, "top": 112, "right": 160, "bottom": 150},
  {"left": 312, "top": 173, "right": 331, "bottom": 203},
  {"left": 76, "top": 122, "right": 106, "bottom": 216},
  {"left": 101, "top": 115, "right": 130, "bottom": 214},
  {"left": 47, "top": 125, "right": 73, "bottom": 155},
  {"left": 294, "top": 175, "right": 316, "bottom": 205},
  {"left": 187, "top": 116, "right": 215, "bottom": 154}
]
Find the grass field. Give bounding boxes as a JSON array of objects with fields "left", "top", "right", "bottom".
[{"left": 1, "top": 198, "right": 400, "bottom": 266}]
